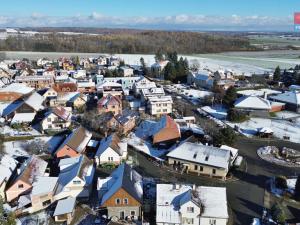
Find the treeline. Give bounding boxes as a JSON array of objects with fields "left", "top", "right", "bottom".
[{"left": 0, "top": 30, "right": 255, "bottom": 54}]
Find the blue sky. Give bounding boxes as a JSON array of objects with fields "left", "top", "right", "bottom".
[{"left": 0, "top": 0, "right": 299, "bottom": 31}]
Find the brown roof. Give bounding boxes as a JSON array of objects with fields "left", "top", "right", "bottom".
[
  {"left": 64, "top": 126, "right": 92, "bottom": 153},
  {"left": 53, "top": 83, "right": 78, "bottom": 92},
  {"left": 11, "top": 156, "right": 47, "bottom": 186},
  {"left": 52, "top": 107, "right": 71, "bottom": 121},
  {"left": 153, "top": 115, "right": 181, "bottom": 144}
]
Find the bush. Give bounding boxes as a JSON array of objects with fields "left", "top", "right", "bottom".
[
  {"left": 271, "top": 203, "right": 286, "bottom": 224},
  {"left": 227, "top": 108, "right": 248, "bottom": 122},
  {"left": 275, "top": 176, "right": 288, "bottom": 190}
]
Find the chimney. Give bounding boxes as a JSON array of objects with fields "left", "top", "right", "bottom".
[
  {"left": 192, "top": 184, "right": 196, "bottom": 190},
  {"left": 130, "top": 170, "right": 133, "bottom": 181},
  {"left": 264, "top": 92, "right": 267, "bottom": 100}
]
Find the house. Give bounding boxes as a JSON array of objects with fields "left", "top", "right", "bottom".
[
  {"left": 53, "top": 197, "right": 76, "bottom": 224},
  {"left": 49, "top": 92, "right": 87, "bottom": 109},
  {"left": 114, "top": 109, "right": 139, "bottom": 135},
  {"left": 54, "top": 155, "right": 95, "bottom": 200},
  {"left": 187, "top": 70, "right": 214, "bottom": 89},
  {"left": 167, "top": 142, "right": 231, "bottom": 179},
  {"left": 53, "top": 82, "right": 78, "bottom": 92},
  {"left": 97, "top": 163, "right": 143, "bottom": 221},
  {"left": 156, "top": 184, "right": 228, "bottom": 225},
  {"left": 141, "top": 87, "right": 165, "bottom": 103},
  {"left": 17, "top": 176, "right": 59, "bottom": 214},
  {"left": 151, "top": 60, "right": 169, "bottom": 79},
  {"left": 133, "top": 78, "right": 156, "bottom": 96},
  {"left": 43, "top": 86, "right": 58, "bottom": 99},
  {"left": 0, "top": 83, "right": 34, "bottom": 101},
  {"left": 234, "top": 95, "right": 272, "bottom": 116},
  {"left": 55, "top": 126, "right": 92, "bottom": 158},
  {"left": 0, "top": 155, "right": 17, "bottom": 201},
  {"left": 98, "top": 94, "right": 122, "bottom": 116},
  {"left": 120, "top": 66, "right": 134, "bottom": 77},
  {"left": 40, "top": 107, "right": 72, "bottom": 132},
  {"left": 147, "top": 95, "right": 173, "bottom": 116},
  {"left": 96, "top": 75, "right": 142, "bottom": 90},
  {"left": 77, "top": 79, "right": 96, "bottom": 94},
  {"left": 95, "top": 133, "right": 128, "bottom": 166},
  {"left": 6, "top": 156, "right": 48, "bottom": 202},
  {"left": 97, "top": 81, "right": 123, "bottom": 97},
  {"left": 269, "top": 91, "right": 300, "bottom": 112},
  {"left": 145, "top": 115, "right": 181, "bottom": 146},
  {"left": 15, "top": 75, "right": 54, "bottom": 89}
]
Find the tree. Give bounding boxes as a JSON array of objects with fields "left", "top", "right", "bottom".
[
  {"left": 227, "top": 108, "right": 248, "bottom": 122},
  {"left": 0, "top": 196, "right": 16, "bottom": 225},
  {"left": 275, "top": 176, "right": 288, "bottom": 190},
  {"left": 213, "top": 127, "right": 236, "bottom": 146},
  {"left": 119, "top": 60, "right": 125, "bottom": 67},
  {"left": 154, "top": 48, "right": 164, "bottom": 62},
  {"left": 273, "top": 66, "right": 281, "bottom": 82},
  {"left": 271, "top": 203, "right": 286, "bottom": 224},
  {"left": 223, "top": 86, "right": 237, "bottom": 107},
  {"left": 294, "top": 175, "right": 300, "bottom": 201},
  {"left": 22, "top": 140, "right": 49, "bottom": 155}
]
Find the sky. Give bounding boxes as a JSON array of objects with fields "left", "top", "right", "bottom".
[{"left": 0, "top": 0, "right": 299, "bottom": 31}]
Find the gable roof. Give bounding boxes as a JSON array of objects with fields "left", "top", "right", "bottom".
[
  {"left": 270, "top": 91, "right": 300, "bottom": 105},
  {"left": 31, "top": 176, "right": 58, "bottom": 196},
  {"left": 23, "top": 92, "right": 44, "bottom": 111},
  {"left": 95, "top": 133, "right": 125, "bottom": 157},
  {"left": 115, "top": 109, "right": 138, "bottom": 126},
  {"left": 234, "top": 95, "right": 271, "bottom": 110},
  {"left": 98, "top": 94, "right": 121, "bottom": 109},
  {"left": 167, "top": 142, "right": 230, "bottom": 169},
  {"left": 101, "top": 163, "right": 143, "bottom": 205},
  {"left": 55, "top": 155, "right": 93, "bottom": 195},
  {"left": 10, "top": 156, "right": 47, "bottom": 187},
  {"left": 53, "top": 197, "right": 76, "bottom": 216},
  {"left": 57, "top": 126, "right": 92, "bottom": 154},
  {"left": 52, "top": 107, "right": 71, "bottom": 121}
]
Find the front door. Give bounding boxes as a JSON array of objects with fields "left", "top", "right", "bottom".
[{"left": 120, "top": 211, "right": 125, "bottom": 220}]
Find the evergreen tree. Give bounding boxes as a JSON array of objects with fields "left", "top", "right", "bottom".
[
  {"left": 295, "top": 175, "right": 300, "bottom": 201},
  {"left": 154, "top": 49, "right": 164, "bottom": 62},
  {"left": 273, "top": 66, "right": 281, "bottom": 82},
  {"left": 223, "top": 86, "right": 237, "bottom": 107},
  {"left": 0, "top": 197, "right": 16, "bottom": 225}
]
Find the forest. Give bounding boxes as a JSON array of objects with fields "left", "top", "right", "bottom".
[{"left": 0, "top": 29, "right": 256, "bottom": 54}]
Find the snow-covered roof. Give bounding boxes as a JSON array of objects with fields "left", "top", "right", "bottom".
[
  {"left": 0, "top": 83, "right": 34, "bottom": 95},
  {"left": 220, "top": 145, "right": 239, "bottom": 160},
  {"left": 257, "top": 127, "right": 273, "bottom": 134},
  {"left": 156, "top": 184, "right": 228, "bottom": 223},
  {"left": 148, "top": 95, "right": 173, "bottom": 104},
  {"left": 198, "top": 186, "right": 228, "bottom": 218},
  {"left": 53, "top": 197, "right": 76, "bottom": 216},
  {"left": 167, "top": 142, "right": 230, "bottom": 169},
  {"left": 0, "top": 155, "right": 17, "bottom": 185},
  {"left": 23, "top": 92, "right": 44, "bottom": 111},
  {"left": 31, "top": 176, "right": 58, "bottom": 196},
  {"left": 270, "top": 91, "right": 300, "bottom": 106},
  {"left": 234, "top": 95, "right": 271, "bottom": 110},
  {"left": 11, "top": 113, "right": 36, "bottom": 124},
  {"left": 100, "top": 163, "right": 143, "bottom": 205},
  {"left": 95, "top": 134, "right": 126, "bottom": 157},
  {"left": 237, "top": 89, "right": 281, "bottom": 97}
]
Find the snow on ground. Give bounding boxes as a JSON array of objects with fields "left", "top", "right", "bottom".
[
  {"left": 201, "top": 105, "right": 228, "bottom": 120},
  {"left": 126, "top": 133, "right": 167, "bottom": 160},
  {"left": 227, "top": 117, "right": 300, "bottom": 143},
  {"left": 275, "top": 111, "right": 300, "bottom": 119},
  {"left": 0, "top": 125, "right": 41, "bottom": 137},
  {"left": 287, "top": 178, "right": 297, "bottom": 192},
  {"left": 4, "top": 141, "right": 29, "bottom": 158}
]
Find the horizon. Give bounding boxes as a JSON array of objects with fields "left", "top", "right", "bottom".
[{"left": 0, "top": 0, "right": 299, "bottom": 31}]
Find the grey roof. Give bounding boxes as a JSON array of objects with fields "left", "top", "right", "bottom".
[
  {"left": 101, "top": 163, "right": 143, "bottom": 205},
  {"left": 53, "top": 197, "right": 76, "bottom": 216},
  {"left": 95, "top": 133, "right": 123, "bottom": 157},
  {"left": 270, "top": 91, "right": 300, "bottom": 105},
  {"left": 167, "top": 142, "right": 230, "bottom": 169},
  {"left": 115, "top": 109, "right": 138, "bottom": 125}
]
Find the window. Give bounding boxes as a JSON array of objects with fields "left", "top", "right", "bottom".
[
  {"left": 186, "top": 218, "right": 194, "bottom": 224},
  {"left": 18, "top": 184, "right": 24, "bottom": 189},
  {"left": 187, "top": 207, "right": 194, "bottom": 213},
  {"left": 108, "top": 157, "right": 114, "bottom": 161},
  {"left": 212, "top": 169, "right": 216, "bottom": 174},
  {"left": 115, "top": 198, "right": 121, "bottom": 205},
  {"left": 131, "top": 211, "right": 135, "bottom": 216},
  {"left": 42, "top": 200, "right": 51, "bottom": 207},
  {"left": 47, "top": 118, "right": 51, "bottom": 122},
  {"left": 194, "top": 165, "right": 198, "bottom": 170},
  {"left": 163, "top": 109, "right": 167, "bottom": 112},
  {"left": 73, "top": 180, "right": 81, "bottom": 185},
  {"left": 209, "top": 219, "right": 216, "bottom": 225},
  {"left": 48, "top": 125, "right": 52, "bottom": 129},
  {"left": 123, "top": 198, "right": 129, "bottom": 204},
  {"left": 200, "top": 166, "right": 203, "bottom": 171}
]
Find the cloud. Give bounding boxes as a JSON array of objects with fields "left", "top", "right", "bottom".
[{"left": 0, "top": 13, "right": 294, "bottom": 31}]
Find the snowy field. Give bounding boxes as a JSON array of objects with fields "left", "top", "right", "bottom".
[
  {"left": 3, "top": 50, "right": 293, "bottom": 75},
  {"left": 201, "top": 105, "right": 228, "bottom": 120},
  {"left": 0, "top": 125, "right": 41, "bottom": 137}
]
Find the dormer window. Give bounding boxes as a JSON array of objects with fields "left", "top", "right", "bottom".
[{"left": 18, "top": 184, "right": 24, "bottom": 189}]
